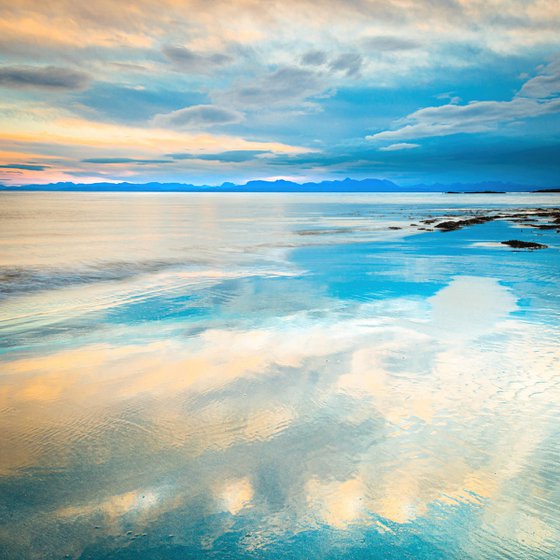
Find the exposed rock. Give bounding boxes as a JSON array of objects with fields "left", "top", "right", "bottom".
[
  {"left": 435, "top": 216, "right": 494, "bottom": 231},
  {"left": 530, "top": 224, "right": 560, "bottom": 230},
  {"left": 465, "top": 190, "right": 506, "bottom": 194},
  {"left": 500, "top": 239, "right": 548, "bottom": 249},
  {"left": 435, "top": 220, "right": 462, "bottom": 231},
  {"left": 445, "top": 190, "right": 506, "bottom": 194},
  {"left": 411, "top": 207, "right": 559, "bottom": 238}
]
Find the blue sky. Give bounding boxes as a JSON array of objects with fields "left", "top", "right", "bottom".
[{"left": 0, "top": 0, "right": 559, "bottom": 186}]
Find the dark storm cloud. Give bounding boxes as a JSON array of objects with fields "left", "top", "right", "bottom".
[{"left": 0, "top": 66, "right": 91, "bottom": 90}]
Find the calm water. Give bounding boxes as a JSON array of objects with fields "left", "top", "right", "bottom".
[{"left": 0, "top": 193, "right": 559, "bottom": 559}]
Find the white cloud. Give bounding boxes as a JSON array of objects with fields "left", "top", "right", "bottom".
[
  {"left": 152, "top": 104, "right": 244, "bottom": 129},
  {"left": 379, "top": 142, "right": 420, "bottom": 151},
  {"left": 367, "top": 58, "right": 560, "bottom": 142},
  {"left": 517, "top": 58, "right": 560, "bottom": 99}
]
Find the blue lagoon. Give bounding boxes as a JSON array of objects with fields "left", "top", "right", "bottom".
[{"left": 0, "top": 192, "right": 559, "bottom": 559}]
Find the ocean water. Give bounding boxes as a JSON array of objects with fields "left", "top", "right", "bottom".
[{"left": 0, "top": 192, "right": 559, "bottom": 559}]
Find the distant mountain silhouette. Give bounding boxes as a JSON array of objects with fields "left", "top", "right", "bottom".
[{"left": 0, "top": 178, "right": 550, "bottom": 192}]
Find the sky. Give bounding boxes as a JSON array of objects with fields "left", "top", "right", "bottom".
[{"left": 0, "top": 0, "right": 559, "bottom": 187}]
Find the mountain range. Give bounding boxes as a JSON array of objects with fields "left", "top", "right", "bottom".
[{"left": 0, "top": 178, "right": 556, "bottom": 193}]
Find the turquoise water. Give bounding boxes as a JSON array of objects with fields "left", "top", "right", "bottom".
[{"left": 0, "top": 193, "right": 559, "bottom": 559}]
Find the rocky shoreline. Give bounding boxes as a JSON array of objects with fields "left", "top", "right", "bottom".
[{"left": 411, "top": 207, "right": 559, "bottom": 249}]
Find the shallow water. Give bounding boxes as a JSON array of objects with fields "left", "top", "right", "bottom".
[{"left": 0, "top": 192, "right": 559, "bottom": 559}]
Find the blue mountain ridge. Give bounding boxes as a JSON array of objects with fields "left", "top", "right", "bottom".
[{"left": 0, "top": 178, "right": 553, "bottom": 192}]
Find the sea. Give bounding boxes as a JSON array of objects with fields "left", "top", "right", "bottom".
[{"left": 0, "top": 192, "right": 559, "bottom": 559}]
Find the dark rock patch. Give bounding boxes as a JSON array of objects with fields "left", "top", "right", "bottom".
[
  {"left": 501, "top": 240, "right": 548, "bottom": 250},
  {"left": 530, "top": 224, "right": 560, "bottom": 230},
  {"left": 409, "top": 207, "right": 559, "bottom": 240},
  {"left": 435, "top": 221, "right": 462, "bottom": 231},
  {"left": 435, "top": 216, "right": 494, "bottom": 231}
]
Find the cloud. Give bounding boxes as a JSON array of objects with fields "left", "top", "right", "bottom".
[
  {"left": 329, "top": 53, "right": 363, "bottom": 77},
  {"left": 227, "top": 66, "right": 326, "bottom": 106},
  {"left": 82, "top": 157, "right": 170, "bottom": 165},
  {"left": 108, "top": 62, "right": 149, "bottom": 72},
  {"left": 362, "top": 35, "right": 420, "bottom": 52},
  {"left": 70, "top": 83, "right": 206, "bottom": 124},
  {"left": 518, "top": 58, "right": 560, "bottom": 99},
  {"left": 168, "top": 150, "right": 270, "bottom": 162},
  {"left": 0, "top": 0, "right": 558, "bottom": 66},
  {"left": 0, "top": 163, "right": 49, "bottom": 170},
  {"left": 301, "top": 50, "right": 328, "bottom": 66},
  {"left": 436, "top": 92, "right": 462, "bottom": 104},
  {"left": 367, "top": 59, "right": 560, "bottom": 142},
  {"left": 379, "top": 143, "right": 420, "bottom": 151},
  {"left": 366, "top": 98, "right": 560, "bottom": 142},
  {"left": 162, "top": 45, "right": 233, "bottom": 73},
  {"left": 1, "top": 2, "right": 560, "bottom": 186},
  {"left": 0, "top": 65, "right": 91, "bottom": 90},
  {"left": 152, "top": 105, "right": 244, "bottom": 128}
]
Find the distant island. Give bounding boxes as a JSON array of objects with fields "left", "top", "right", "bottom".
[
  {"left": 445, "top": 190, "right": 506, "bottom": 194},
  {"left": 0, "top": 178, "right": 558, "bottom": 193}
]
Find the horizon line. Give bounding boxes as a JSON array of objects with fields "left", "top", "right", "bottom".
[{"left": 1, "top": 177, "right": 558, "bottom": 193}]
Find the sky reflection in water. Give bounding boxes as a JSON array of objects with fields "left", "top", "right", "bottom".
[{"left": 0, "top": 193, "right": 559, "bottom": 559}]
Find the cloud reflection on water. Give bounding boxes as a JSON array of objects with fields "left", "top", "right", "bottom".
[{"left": 1, "top": 275, "right": 559, "bottom": 558}]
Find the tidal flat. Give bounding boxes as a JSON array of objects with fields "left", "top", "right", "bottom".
[{"left": 0, "top": 192, "right": 559, "bottom": 560}]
